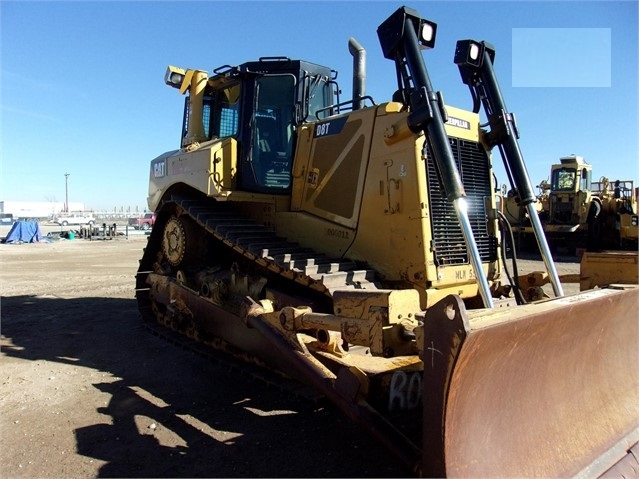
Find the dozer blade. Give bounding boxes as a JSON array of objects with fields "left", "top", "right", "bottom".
[{"left": 421, "top": 287, "right": 639, "bottom": 478}]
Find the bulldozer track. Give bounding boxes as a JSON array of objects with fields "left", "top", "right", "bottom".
[
  {"left": 165, "top": 196, "right": 380, "bottom": 294},
  {"left": 135, "top": 194, "right": 381, "bottom": 400}
]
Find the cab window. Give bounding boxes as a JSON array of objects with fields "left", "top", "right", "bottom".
[
  {"left": 307, "top": 75, "right": 332, "bottom": 120},
  {"left": 212, "top": 83, "right": 241, "bottom": 138},
  {"left": 181, "top": 82, "right": 241, "bottom": 142},
  {"left": 551, "top": 168, "right": 576, "bottom": 191}
]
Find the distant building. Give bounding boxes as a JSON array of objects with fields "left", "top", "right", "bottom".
[{"left": 0, "top": 201, "right": 85, "bottom": 219}]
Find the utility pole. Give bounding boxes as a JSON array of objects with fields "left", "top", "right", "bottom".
[{"left": 64, "top": 173, "right": 70, "bottom": 212}]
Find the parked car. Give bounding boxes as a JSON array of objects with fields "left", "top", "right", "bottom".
[
  {"left": 53, "top": 214, "right": 95, "bottom": 226},
  {"left": 128, "top": 212, "right": 156, "bottom": 230}
]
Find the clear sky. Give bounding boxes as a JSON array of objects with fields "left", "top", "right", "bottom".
[{"left": 1, "top": 0, "right": 637, "bottom": 212}]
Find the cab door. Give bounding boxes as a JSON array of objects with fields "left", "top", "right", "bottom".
[{"left": 239, "top": 75, "right": 296, "bottom": 193}]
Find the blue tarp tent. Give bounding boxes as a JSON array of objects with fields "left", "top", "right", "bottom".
[{"left": 4, "top": 221, "right": 43, "bottom": 243}]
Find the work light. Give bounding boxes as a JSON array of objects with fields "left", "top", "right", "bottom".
[
  {"left": 455, "top": 40, "right": 482, "bottom": 67},
  {"left": 165, "top": 65, "right": 186, "bottom": 89},
  {"left": 417, "top": 19, "right": 437, "bottom": 49}
]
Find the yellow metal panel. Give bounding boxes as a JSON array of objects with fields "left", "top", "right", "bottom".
[
  {"left": 290, "top": 125, "right": 314, "bottom": 211},
  {"left": 147, "top": 138, "right": 237, "bottom": 211},
  {"left": 620, "top": 214, "right": 639, "bottom": 240},
  {"left": 348, "top": 105, "right": 431, "bottom": 287},
  {"left": 275, "top": 211, "right": 353, "bottom": 258},
  {"left": 580, "top": 250, "right": 639, "bottom": 290},
  {"left": 211, "top": 138, "right": 237, "bottom": 191},
  {"left": 296, "top": 109, "right": 375, "bottom": 229}
]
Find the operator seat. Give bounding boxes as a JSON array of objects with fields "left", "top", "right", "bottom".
[
  {"left": 254, "top": 115, "right": 291, "bottom": 188},
  {"left": 256, "top": 115, "right": 279, "bottom": 155}
]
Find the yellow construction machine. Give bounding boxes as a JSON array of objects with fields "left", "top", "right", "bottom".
[
  {"left": 590, "top": 176, "right": 639, "bottom": 248},
  {"left": 136, "top": 6, "right": 638, "bottom": 477},
  {"left": 505, "top": 154, "right": 639, "bottom": 252}
]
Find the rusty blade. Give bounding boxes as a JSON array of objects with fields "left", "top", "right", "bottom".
[{"left": 423, "top": 287, "right": 639, "bottom": 478}]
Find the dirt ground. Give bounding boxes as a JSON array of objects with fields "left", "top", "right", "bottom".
[{"left": 0, "top": 232, "right": 580, "bottom": 478}]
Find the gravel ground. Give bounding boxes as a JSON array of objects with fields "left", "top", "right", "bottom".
[{"left": 0, "top": 230, "right": 580, "bottom": 478}]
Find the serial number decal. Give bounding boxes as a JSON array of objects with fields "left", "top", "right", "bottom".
[
  {"left": 152, "top": 159, "right": 166, "bottom": 178},
  {"left": 170, "top": 156, "right": 192, "bottom": 175},
  {"left": 326, "top": 227, "right": 350, "bottom": 240},
  {"left": 446, "top": 116, "right": 471, "bottom": 130},
  {"left": 455, "top": 268, "right": 476, "bottom": 281},
  {"left": 313, "top": 116, "right": 348, "bottom": 138}
]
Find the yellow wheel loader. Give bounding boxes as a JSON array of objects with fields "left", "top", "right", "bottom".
[
  {"left": 136, "top": 6, "right": 638, "bottom": 477},
  {"left": 505, "top": 154, "right": 639, "bottom": 253}
]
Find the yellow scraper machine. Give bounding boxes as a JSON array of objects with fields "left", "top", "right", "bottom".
[{"left": 135, "top": 5, "right": 638, "bottom": 477}]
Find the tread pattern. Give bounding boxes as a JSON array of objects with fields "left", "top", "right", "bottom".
[{"left": 153, "top": 196, "right": 380, "bottom": 294}]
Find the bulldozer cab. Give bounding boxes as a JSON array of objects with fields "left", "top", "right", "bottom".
[
  {"left": 547, "top": 155, "right": 593, "bottom": 224},
  {"left": 549, "top": 155, "right": 592, "bottom": 193},
  {"left": 173, "top": 59, "right": 336, "bottom": 194}
]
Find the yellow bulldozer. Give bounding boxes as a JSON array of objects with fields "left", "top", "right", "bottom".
[{"left": 135, "top": 6, "right": 638, "bottom": 477}]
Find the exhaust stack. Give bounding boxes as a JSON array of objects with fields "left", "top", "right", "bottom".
[{"left": 348, "top": 37, "right": 366, "bottom": 110}]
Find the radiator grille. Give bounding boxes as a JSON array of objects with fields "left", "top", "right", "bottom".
[{"left": 426, "top": 138, "right": 495, "bottom": 266}]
